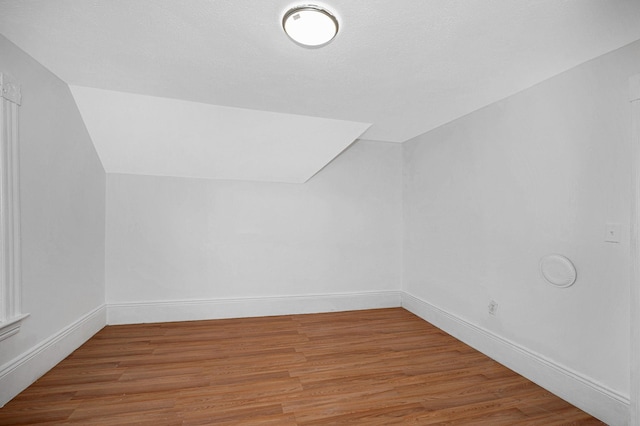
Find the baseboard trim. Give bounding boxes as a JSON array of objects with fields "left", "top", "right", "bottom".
[
  {"left": 6, "top": 293, "right": 620, "bottom": 421},
  {"left": 107, "top": 290, "right": 402, "bottom": 325},
  {"left": 401, "top": 292, "right": 629, "bottom": 425},
  {"left": 0, "top": 304, "right": 107, "bottom": 407}
]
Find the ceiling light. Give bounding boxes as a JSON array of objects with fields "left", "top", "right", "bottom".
[{"left": 282, "top": 5, "right": 339, "bottom": 48}]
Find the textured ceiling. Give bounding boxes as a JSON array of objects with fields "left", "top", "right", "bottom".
[
  {"left": 1, "top": 0, "right": 639, "bottom": 181},
  {"left": 1, "top": 0, "right": 639, "bottom": 142}
]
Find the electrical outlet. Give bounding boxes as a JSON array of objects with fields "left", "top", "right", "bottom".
[{"left": 488, "top": 300, "right": 498, "bottom": 316}]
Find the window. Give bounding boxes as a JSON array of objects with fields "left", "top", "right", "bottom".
[{"left": 0, "top": 72, "right": 28, "bottom": 341}]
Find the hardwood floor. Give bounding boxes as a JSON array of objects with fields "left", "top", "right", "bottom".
[{"left": 0, "top": 308, "right": 603, "bottom": 425}]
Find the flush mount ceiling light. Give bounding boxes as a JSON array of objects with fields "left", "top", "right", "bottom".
[{"left": 282, "top": 5, "right": 339, "bottom": 48}]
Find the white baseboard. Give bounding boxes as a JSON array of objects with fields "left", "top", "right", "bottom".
[
  {"left": 0, "top": 304, "right": 106, "bottom": 407},
  {"left": 401, "top": 292, "right": 629, "bottom": 425},
  {"left": 107, "top": 290, "right": 402, "bottom": 325},
  {"left": 6, "top": 293, "right": 622, "bottom": 423}
]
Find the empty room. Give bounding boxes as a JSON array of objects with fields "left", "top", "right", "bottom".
[{"left": 1, "top": 1, "right": 640, "bottom": 424}]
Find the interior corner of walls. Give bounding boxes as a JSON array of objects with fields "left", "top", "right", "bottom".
[
  {"left": 67, "top": 85, "right": 108, "bottom": 176},
  {"left": 399, "top": 291, "right": 629, "bottom": 426},
  {"left": 106, "top": 291, "right": 402, "bottom": 325},
  {"left": 0, "top": 304, "right": 106, "bottom": 407},
  {"left": 302, "top": 136, "right": 363, "bottom": 183}
]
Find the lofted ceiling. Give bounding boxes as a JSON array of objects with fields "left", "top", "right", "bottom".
[
  {"left": 69, "top": 85, "right": 369, "bottom": 183},
  {"left": 1, "top": 0, "right": 640, "bottom": 182}
]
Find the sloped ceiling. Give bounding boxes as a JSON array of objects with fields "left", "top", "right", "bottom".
[
  {"left": 70, "top": 86, "right": 369, "bottom": 183},
  {"left": 1, "top": 1, "right": 640, "bottom": 181}
]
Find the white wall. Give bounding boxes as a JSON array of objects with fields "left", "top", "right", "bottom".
[
  {"left": 0, "top": 35, "right": 106, "bottom": 405},
  {"left": 106, "top": 140, "right": 402, "bottom": 322},
  {"left": 403, "top": 39, "right": 640, "bottom": 414}
]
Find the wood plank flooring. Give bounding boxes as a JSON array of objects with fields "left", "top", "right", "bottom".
[{"left": 0, "top": 308, "right": 603, "bottom": 425}]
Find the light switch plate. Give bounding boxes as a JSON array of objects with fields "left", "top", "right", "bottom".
[{"left": 605, "top": 222, "right": 621, "bottom": 243}]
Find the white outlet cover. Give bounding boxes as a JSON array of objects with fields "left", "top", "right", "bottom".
[{"left": 539, "top": 254, "right": 577, "bottom": 288}]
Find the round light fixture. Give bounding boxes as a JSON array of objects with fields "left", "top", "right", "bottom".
[{"left": 282, "top": 5, "right": 339, "bottom": 48}]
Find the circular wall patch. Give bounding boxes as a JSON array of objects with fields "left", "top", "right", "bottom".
[{"left": 539, "top": 254, "right": 577, "bottom": 288}]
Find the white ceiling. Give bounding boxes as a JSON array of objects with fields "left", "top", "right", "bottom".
[
  {"left": 1, "top": 0, "right": 640, "bottom": 180},
  {"left": 70, "top": 86, "right": 369, "bottom": 183}
]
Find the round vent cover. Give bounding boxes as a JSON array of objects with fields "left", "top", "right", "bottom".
[{"left": 539, "top": 254, "right": 577, "bottom": 288}]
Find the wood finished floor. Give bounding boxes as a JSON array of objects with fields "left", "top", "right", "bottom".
[{"left": 0, "top": 308, "right": 602, "bottom": 425}]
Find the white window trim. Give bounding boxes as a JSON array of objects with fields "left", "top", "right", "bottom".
[
  {"left": 0, "top": 72, "right": 28, "bottom": 341},
  {"left": 630, "top": 73, "right": 640, "bottom": 426}
]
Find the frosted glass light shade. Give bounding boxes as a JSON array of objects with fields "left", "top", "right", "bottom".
[{"left": 283, "top": 5, "right": 338, "bottom": 47}]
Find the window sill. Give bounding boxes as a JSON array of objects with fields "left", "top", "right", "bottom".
[{"left": 0, "top": 313, "right": 30, "bottom": 342}]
